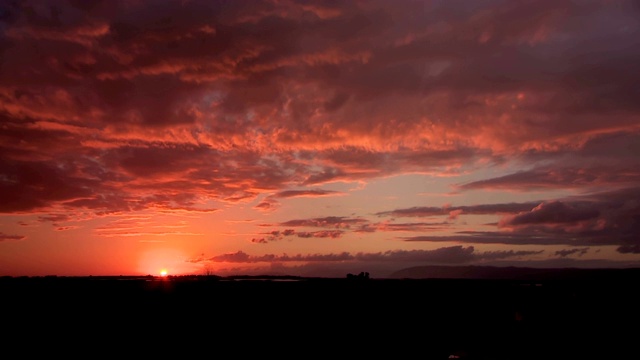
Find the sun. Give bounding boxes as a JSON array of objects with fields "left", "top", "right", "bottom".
[{"left": 160, "top": 269, "right": 168, "bottom": 277}]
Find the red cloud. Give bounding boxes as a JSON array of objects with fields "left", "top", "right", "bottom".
[{"left": 0, "top": 232, "right": 25, "bottom": 242}]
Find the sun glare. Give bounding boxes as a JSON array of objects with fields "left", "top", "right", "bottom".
[{"left": 139, "top": 248, "right": 198, "bottom": 276}]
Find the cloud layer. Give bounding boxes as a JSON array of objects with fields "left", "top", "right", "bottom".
[{"left": 1, "top": 0, "right": 639, "bottom": 276}]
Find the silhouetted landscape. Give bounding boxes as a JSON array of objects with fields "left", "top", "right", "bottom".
[
  {"left": 3, "top": 266, "right": 639, "bottom": 359},
  {"left": 2, "top": 2, "right": 640, "bottom": 358}
]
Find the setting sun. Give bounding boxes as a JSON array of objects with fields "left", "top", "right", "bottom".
[{"left": 160, "top": 269, "right": 168, "bottom": 277}]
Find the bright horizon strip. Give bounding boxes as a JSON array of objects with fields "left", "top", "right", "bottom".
[{"left": 1, "top": 0, "right": 639, "bottom": 278}]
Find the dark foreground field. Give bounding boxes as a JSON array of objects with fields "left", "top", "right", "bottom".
[{"left": 2, "top": 274, "right": 639, "bottom": 359}]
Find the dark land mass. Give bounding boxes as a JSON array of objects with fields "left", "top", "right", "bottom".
[
  {"left": 389, "top": 264, "right": 640, "bottom": 281},
  {"left": 3, "top": 266, "right": 639, "bottom": 359}
]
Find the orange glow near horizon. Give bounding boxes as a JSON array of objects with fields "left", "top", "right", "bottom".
[{"left": 138, "top": 248, "right": 198, "bottom": 276}]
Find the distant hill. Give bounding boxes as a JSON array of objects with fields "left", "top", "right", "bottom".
[{"left": 388, "top": 265, "right": 640, "bottom": 281}]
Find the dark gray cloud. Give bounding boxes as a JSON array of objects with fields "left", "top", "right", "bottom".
[
  {"left": 555, "top": 248, "right": 589, "bottom": 258},
  {"left": 500, "top": 201, "right": 599, "bottom": 226},
  {"left": 401, "top": 187, "right": 640, "bottom": 252},
  {"left": 200, "top": 245, "right": 544, "bottom": 275},
  {"left": 376, "top": 202, "right": 540, "bottom": 218}
]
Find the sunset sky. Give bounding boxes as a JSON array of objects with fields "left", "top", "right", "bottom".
[{"left": 1, "top": 0, "right": 639, "bottom": 278}]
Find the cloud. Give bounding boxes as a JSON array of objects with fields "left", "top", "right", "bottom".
[
  {"left": 271, "top": 189, "right": 344, "bottom": 198},
  {"left": 0, "top": 158, "right": 97, "bottom": 212},
  {"left": 555, "top": 248, "right": 589, "bottom": 258},
  {"left": 94, "top": 217, "right": 202, "bottom": 237},
  {"left": 251, "top": 228, "right": 344, "bottom": 242},
  {"left": 354, "top": 246, "right": 486, "bottom": 264},
  {"left": 2, "top": 0, "right": 639, "bottom": 219},
  {"left": 296, "top": 230, "right": 343, "bottom": 239},
  {"left": 257, "top": 216, "right": 451, "bottom": 243},
  {"left": 618, "top": 245, "right": 640, "bottom": 254},
  {"left": 0, "top": 232, "right": 25, "bottom": 242},
  {"left": 456, "top": 131, "right": 640, "bottom": 192},
  {"left": 354, "top": 221, "right": 450, "bottom": 233},
  {"left": 198, "top": 246, "right": 543, "bottom": 273},
  {"left": 456, "top": 165, "right": 640, "bottom": 192},
  {"left": 278, "top": 216, "right": 368, "bottom": 228},
  {"left": 38, "top": 214, "right": 73, "bottom": 223},
  {"left": 376, "top": 202, "right": 539, "bottom": 218},
  {"left": 401, "top": 187, "right": 640, "bottom": 251},
  {"left": 254, "top": 188, "right": 345, "bottom": 211},
  {"left": 501, "top": 188, "right": 640, "bottom": 251},
  {"left": 402, "top": 232, "right": 574, "bottom": 246},
  {"left": 499, "top": 201, "right": 600, "bottom": 227},
  {"left": 187, "top": 245, "right": 554, "bottom": 279},
  {"left": 55, "top": 226, "right": 79, "bottom": 231}
]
